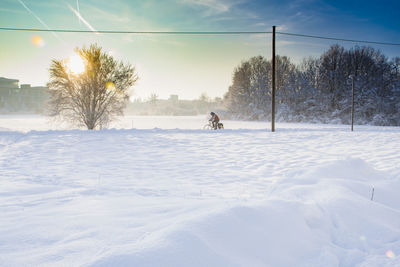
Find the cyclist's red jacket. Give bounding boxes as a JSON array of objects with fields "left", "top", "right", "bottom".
[{"left": 212, "top": 114, "right": 219, "bottom": 122}]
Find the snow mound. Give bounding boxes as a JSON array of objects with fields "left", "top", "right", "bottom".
[
  {"left": 91, "top": 203, "right": 330, "bottom": 267},
  {"left": 93, "top": 159, "right": 400, "bottom": 267}
]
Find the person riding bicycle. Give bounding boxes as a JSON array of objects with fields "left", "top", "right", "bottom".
[{"left": 209, "top": 111, "right": 220, "bottom": 130}]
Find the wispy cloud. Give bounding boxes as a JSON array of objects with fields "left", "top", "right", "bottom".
[
  {"left": 0, "top": 7, "right": 25, "bottom": 14},
  {"left": 180, "top": 0, "right": 247, "bottom": 16},
  {"left": 277, "top": 25, "right": 289, "bottom": 31},
  {"left": 181, "top": 0, "right": 229, "bottom": 13},
  {"left": 288, "top": 0, "right": 318, "bottom": 10},
  {"left": 68, "top": 4, "right": 98, "bottom": 33},
  {"left": 87, "top": 5, "right": 131, "bottom": 24},
  {"left": 17, "top": 0, "right": 61, "bottom": 41}
]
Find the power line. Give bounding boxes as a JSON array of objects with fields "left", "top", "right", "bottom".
[
  {"left": 277, "top": 31, "right": 400, "bottom": 46},
  {"left": 0, "top": 27, "right": 271, "bottom": 35},
  {"left": 0, "top": 26, "right": 399, "bottom": 46}
]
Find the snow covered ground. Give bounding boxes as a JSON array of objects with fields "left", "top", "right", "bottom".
[
  {"left": 0, "top": 115, "right": 268, "bottom": 132},
  {"left": 0, "top": 115, "right": 399, "bottom": 266}
]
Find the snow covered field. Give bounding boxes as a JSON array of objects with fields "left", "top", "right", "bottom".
[
  {"left": 0, "top": 115, "right": 268, "bottom": 132},
  {"left": 0, "top": 115, "right": 399, "bottom": 266}
]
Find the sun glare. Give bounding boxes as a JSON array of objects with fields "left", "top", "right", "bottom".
[
  {"left": 68, "top": 54, "right": 85, "bottom": 74},
  {"left": 31, "top": 35, "right": 45, "bottom": 48},
  {"left": 386, "top": 250, "right": 395, "bottom": 259}
]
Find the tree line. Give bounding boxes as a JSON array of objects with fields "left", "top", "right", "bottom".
[
  {"left": 125, "top": 94, "right": 222, "bottom": 116},
  {"left": 224, "top": 44, "right": 400, "bottom": 126}
]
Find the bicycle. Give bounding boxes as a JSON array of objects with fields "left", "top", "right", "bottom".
[{"left": 203, "top": 121, "right": 224, "bottom": 130}]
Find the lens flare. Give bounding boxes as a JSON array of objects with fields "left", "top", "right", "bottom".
[
  {"left": 386, "top": 250, "right": 395, "bottom": 259},
  {"left": 31, "top": 35, "right": 45, "bottom": 47},
  {"left": 106, "top": 81, "right": 116, "bottom": 91}
]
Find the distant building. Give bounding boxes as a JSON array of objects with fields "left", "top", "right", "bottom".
[
  {"left": 0, "top": 77, "right": 19, "bottom": 89},
  {"left": 0, "top": 77, "right": 49, "bottom": 113},
  {"left": 169, "top": 94, "right": 179, "bottom": 102}
]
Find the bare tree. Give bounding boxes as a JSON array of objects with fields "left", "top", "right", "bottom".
[
  {"left": 148, "top": 93, "right": 158, "bottom": 105},
  {"left": 199, "top": 92, "right": 210, "bottom": 102},
  {"left": 47, "top": 44, "right": 138, "bottom": 129}
]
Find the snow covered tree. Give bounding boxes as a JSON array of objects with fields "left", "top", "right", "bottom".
[
  {"left": 47, "top": 44, "right": 138, "bottom": 129},
  {"left": 275, "top": 56, "right": 297, "bottom": 105},
  {"left": 248, "top": 56, "right": 271, "bottom": 115},
  {"left": 225, "top": 55, "right": 297, "bottom": 120},
  {"left": 224, "top": 44, "right": 400, "bottom": 125},
  {"left": 318, "top": 44, "right": 348, "bottom": 110},
  {"left": 224, "top": 60, "right": 253, "bottom": 118}
]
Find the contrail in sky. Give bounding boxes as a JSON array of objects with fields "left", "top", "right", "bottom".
[
  {"left": 68, "top": 4, "right": 98, "bottom": 33},
  {"left": 76, "top": 0, "right": 81, "bottom": 25},
  {"left": 17, "top": 0, "right": 62, "bottom": 41}
]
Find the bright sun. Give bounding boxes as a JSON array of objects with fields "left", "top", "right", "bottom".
[{"left": 68, "top": 54, "right": 85, "bottom": 74}]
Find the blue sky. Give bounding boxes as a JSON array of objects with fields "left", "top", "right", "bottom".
[{"left": 0, "top": 0, "right": 399, "bottom": 99}]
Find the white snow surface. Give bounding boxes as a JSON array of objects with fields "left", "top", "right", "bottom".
[{"left": 0, "top": 115, "right": 399, "bottom": 266}]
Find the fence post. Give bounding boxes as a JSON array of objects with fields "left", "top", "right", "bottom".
[{"left": 271, "top": 25, "right": 276, "bottom": 132}]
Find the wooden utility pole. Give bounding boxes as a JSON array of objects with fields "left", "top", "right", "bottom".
[
  {"left": 271, "top": 25, "right": 276, "bottom": 132},
  {"left": 351, "top": 75, "right": 355, "bottom": 131}
]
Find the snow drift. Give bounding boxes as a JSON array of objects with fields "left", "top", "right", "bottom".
[
  {"left": 0, "top": 118, "right": 399, "bottom": 266},
  {"left": 93, "top": 159, "right": 400, "bottom": 267}
]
